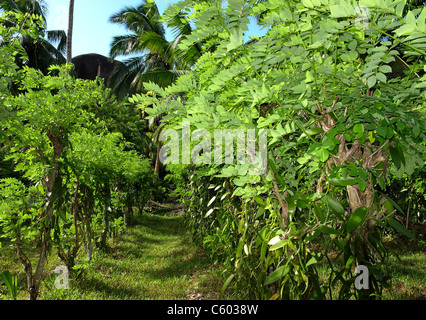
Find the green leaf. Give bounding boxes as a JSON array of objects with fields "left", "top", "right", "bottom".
[
  {"left": 236, "top": 239, "right": 244, "bottom": 258},
  {"left": 347, "top": 206, "right": 368, "bottom": 233},
  {"left": 368, "top": 131, "right": 375, "bottom": 143},
  {"left": 367, "top": 76, "right": 376, "bottom": 88},
  {"left": 318, "top": 226, "right": 342, "bottom": 235},
  {"left": 323, "top": 195, "right": 345, "bottom": 217},
  {"left": 305, "top": 70, "right": 314, "bottom": 83},
  {"left": 329, "top": 4, "right": 353, "bottom": 18},
  {"left": 345, "top": 255, "right": 355, "bottom": 271},
  {"left": 207, "top": 196, "right": 216, "bottom": 207},
  {"left": 254, "top": 196, "right": 265, "bottom": 206},
  {"left": 314, "top": 203, "right": 325, "bottom": 223},
  {"left": 270, "top": 239, "right": 289, "bottom": 251},
  {"left": 244, "top": 243, "right": 249, "bottom": 255},
  {"left": 379, "top": 65, "right": 392, "bottom": 74},
  {"left": 306, "top": 256, "right": 318, "bottom": 268},
  {"left": 267, "top": 157, "right": 286, "bottom": 187},
  {"left": 143, "top": 81, "right": 167, "bottom": 98},
  {"left": 388, "top": 218, "right": 414, "bottom": 239},
  {"left": 394, "top": 23, "right": 417, "bottom": 37},
  {"left": 390, "top": 146, "right": 401, "bottom": 169},
  {"left": 221, "top": 274, "right": 235, "bottom": 294},
  {"left": 0, "top": 271, "right": 17, "bottom": 300},
  {"left": 353, "top": 123, "right": 364, "bottom": 133},
  {"left": 383, "top": 201, "right": 394, "bottom": 215},
  {"left": 264, "top": 265, "right": 290, "bottom": 285},
  {"left": 260, "top": 241, "right": 268, "bottom": 262},
  {"left": 301, "top": 0, "right": 314, "bottom": 8},
  {"left": 268, "top": 235, "right": 281, "bottom": 246},
  {"left": 316, "top": 148, "right": 329, "bottom": 162},
  {"left": 358, "top": 179, "right": 366, "bottom": 192},
  {"left": 227, "top": 29, "right": 243, "bottom": 52},
  {"left": 205, "top": 208, "right": 214, "bottom": 218},
  {"left": 330, "top": 176, "right": 358, "bottom": 186},
  {"left": 376, "top": 72, "right": 387, "bottom": 83}
]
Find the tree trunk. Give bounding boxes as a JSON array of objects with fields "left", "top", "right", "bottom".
[
  {"left": 154, "top": 141, "right": 161, "bottom": 175},
  {"left": 66, "top": 0, "right": 75, "bottom": 63},
  {"left": 19, "top": 126, "right": 66, "bottom": 300},
  {"left": 100, "top": 182, "right": 111, "bottom": 249},
  {"left": 125, "top": 200, "right": 133, "bottom": 227},
  {"left": 317, "top": 104, "right": 390, "bottom": 300}
]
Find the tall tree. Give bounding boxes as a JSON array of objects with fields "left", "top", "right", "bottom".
[
  {"left": 0, "top": 0, "right": 66, "bottom": 73},
  {"left": 108, "top": 0, "right": 202, "bottom": 98},
  {"left": 66, "top": 0, "right": 75, "bottom": 63}
]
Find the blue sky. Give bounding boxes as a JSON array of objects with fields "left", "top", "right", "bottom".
[
  {"left": 45, "top": 0, "right": 170, "bottom": 60},
  {"left": 45, "top": 0, "right": 266, "bottom": 61}
]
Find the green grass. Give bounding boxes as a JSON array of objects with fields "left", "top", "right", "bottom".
[
  {"left": 314, "top": 234, "right": 426, "bottom": 300},
  {"left": 0, "top": 212, "right": 228, "bottom": 300},
  {"left": 382, "top": 235, "right": 426, "bottom": 300},
  {"left": 1, "top": 212, "right": 424, "bottom": 300}
]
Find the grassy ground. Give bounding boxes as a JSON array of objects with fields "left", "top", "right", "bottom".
[
  {"left": 382, "top": 235, "right": 426, "bottom": 300},
  {"left": 314, "top": 234, "right": 426, "bottom": 300},
  {"left": 0, "top": 211, "right": 228, "bottom": 300},
  {"left": 0, "top": 210, "right": 424, "bottom": 300}
]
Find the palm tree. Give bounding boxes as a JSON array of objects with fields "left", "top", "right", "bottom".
[
  {"left": 66, "top": 0, "right": 74, "bottom": 63},
  {"left": 0, "top": 0, "right": 66, "bottom": 74},
  {"left": 108, "top": 0, "right": 202, "bottom": 98},
  {"left": 108, "top": 1, "right": 205, "bottom": 176}
]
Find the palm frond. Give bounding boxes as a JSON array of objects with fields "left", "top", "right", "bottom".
[
  {"left": 0, "top": 0, "right": 65, "bottom": 74},
  {"left": 108, "top": 0, "right": 203, "bottom": 96},
  {"left": 46, "top": 30, "right": 66, "bottom": 55},
  {"left": 137, "top": 31, "right": 174, "bottom": 65},
  {"left": 109, "top": 2, "right": 165, "bottom": 37},
  {"left": 19, "top": 36, "right": 61, "bottom": 72},
  {"left": 166, "top": 10, "right": 193, "bottom": 39},
  {"left": 138, "top": 67, "right": 185, "bottom": 89},
  {"left": 109, "top": 55, "right": 150, "bottom": 99},
  {"left": 0, "top": 0, "right": 18, "bottom": 11},
  {"left": 170, "top": 34, "right": 202, "bottom": 69},
  {"left": 124, "top": 55, "right": 150, "bottom": 72},
  {"left": 39, "top": 37, "right": 66, "bottom": 64},
  {"left": 110, "top": 34, "right": 142, "bottom": 58}
]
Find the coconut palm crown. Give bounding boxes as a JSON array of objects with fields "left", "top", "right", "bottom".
[
  {"left": 0, "top": 0, "right": 66, "bottom": 74},
  {"left": 108, "top": 0, "right": 202, "bottom": 98}
]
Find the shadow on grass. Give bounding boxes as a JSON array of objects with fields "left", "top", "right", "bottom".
[
  {"left": 387, "top": 257, "right": 426, "bottom": 280},
  {"left": 121, "top": 213, "right": 212, "bottom": 279},
  {"left": 74, "top": 273, "right": 149, "bottom": 299},
  {"left": 131, "top": 213, "right": 185, "bottom": 236},
  {"left": 142, "top": 242, "right": 212, "bottom": 280},
  {"left": 72, "top": 212, "right": 221, "bottom": 299},
  {"left": 1, "top": 212, "right": 223, "bottom": 300}
]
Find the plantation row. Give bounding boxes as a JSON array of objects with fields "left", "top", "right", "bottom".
[
  {"left": 0, "top": 12, "right": 157, "bottom": 300},
  {"left": 1, "top": 0, "right": 426, "bottom": 301},
  {"left": 139, "top": 0, "right": 426, "bottom": 300}
]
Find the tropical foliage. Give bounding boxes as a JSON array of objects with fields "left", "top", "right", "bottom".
[
  {"left": 0, "top": 0, "right": 425, "bottom": 301},
  {"left": 0, "top": 0, "right": 66, "bottom": 74},
  {"left": 108, "top": 0, "right": 202, "bottom": 98},
  {"left": 134, "top": 0, "right": 426, "bottom": 299},
  {"left": 0, "top": 11, "right": 152, "bottom": 300}
]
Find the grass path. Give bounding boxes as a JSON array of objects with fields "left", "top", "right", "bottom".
[
  {"left": 0, "top": 212, "right": 227, "bottom": 300},
  {"left": 64, "top": 212, "right": 227, "bottom": 300},
  {"left": 2, "top": 211, "right": 424, "bottom": 300}
]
